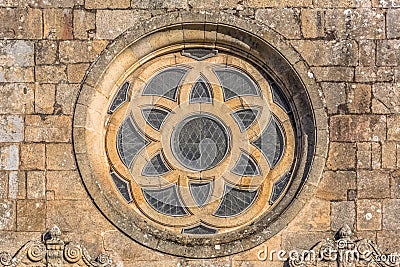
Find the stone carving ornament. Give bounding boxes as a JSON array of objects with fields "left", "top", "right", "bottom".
[{"left": 0, "top": 226, "right": 112, "bottom": 267}]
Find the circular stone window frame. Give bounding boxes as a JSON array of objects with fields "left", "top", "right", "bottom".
[{"left": 73, "top": 11, "right": 329, "bottom": 258}]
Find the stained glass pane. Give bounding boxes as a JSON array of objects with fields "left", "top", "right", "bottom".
[
  {"left": 213, "top": 68, "right": 260, "bottom": 101},
  {"left": 269, "top": 172, "right": 291, "bottom": 204},
  {"left": 142, "top": 153, "right": 170, "bottom": 176},
  {"left": 141, "top": 108, "right": 169, "bottom": 131},
  {"left": 172, "top": 115, "right": 229, "bottom": 171},
  {"left": 117, "top": 117, "right": 149, "bottom": 168},
  {"left": 108, "top": 81, "right": 130, "bottom": 114},
  {"left": 110, "top": 171, "right": 133, "bottom": 203},
  {"left": 231, "top": 108, "right": 259, "bottom": 132},
  {"left": 231, "top": 152, "right": 260, "bottom": 176},
  {"left": 143, "top": 185, "right": 188, "bottom": 217},
  {"left": 214, "top": 184, "right": 258, "bottom": 217},
  {"left": 182, "top": 224, "right": 217, "bottom": 235},
  {"left": 252, "top": 116, "right": 285, "bottom": 169},
  {"left": 190, "top": 77, "right": 212, "bottom": 103},
  {"left": 189, "top": 181, "right": 212, "bottom": 207},
  {"left": 142, "top": 68, "right": 187, "bottom": 100}
]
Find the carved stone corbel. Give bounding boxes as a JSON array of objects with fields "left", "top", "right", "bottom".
[
  {"left": 0, "top": 225, "right": 112, "bottom": 267},
  {"left": 289, "top": 225, "right": 400, "bottom": 267}
]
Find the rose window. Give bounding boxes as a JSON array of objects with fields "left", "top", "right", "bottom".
[{"left": 105, "top": 50, "right": 296, "bottom": 235}]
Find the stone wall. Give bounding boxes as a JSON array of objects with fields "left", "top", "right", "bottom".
[{"left": 0, "top": 0, "right": 399, "bottom": 266}]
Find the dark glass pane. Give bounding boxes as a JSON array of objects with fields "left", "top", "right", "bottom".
[
  {"left": 213, "top": 68, "right": 259, "bottom": 101},
  {"left": 117, "top": 117, "right": 149, "bottom": 168},
  {"left": 269, "top": 172, "right": 291, "bottom": 204},
  {"left": 190, "top": 77, "right": 212, "bottom": 103},
  {"left": 108, "top": 81, "right": 130, "bottom": 114},
  {"left": 172, "top": 115, "right": 229, "bottom": 171},
  {"left": 142, "top": 68, "right": 187, "bottom": 100},
  {"left": 252, "top": 116, "right": 285, "bottom": 169},
  {"left": 110, "top": 171, "right": 133, "bottom": 203},
  {"left": 231, "top": 108, "right": 259, "bottom": 132},
  {"left": 231, "top": 152, "right": 260, "bottom": 176},
  {"left": 182, "top": 224, "right": 217, "bottom": 235},
  {"left": 189, "top": 181, "right": 212, "bottom": 207},
  {"left": 143, "top": 185, "right": 188, "bottom": 217},
  {"left": 214, "top": 184, "right": 258, "bottom": 217},
  {"left": 141, "top": 108, "right": 169, "bottom": 130},
  {"left": 142, "top": 153, "right": 170, "bottom": 176}
]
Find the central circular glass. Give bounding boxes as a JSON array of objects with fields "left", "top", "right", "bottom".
[{"left": 171, "top": 114, "right": 229, "bottom": 171}]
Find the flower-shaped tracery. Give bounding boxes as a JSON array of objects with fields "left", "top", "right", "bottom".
[{"left": 105, "top": 51, "right": 296, "bottom": 235}]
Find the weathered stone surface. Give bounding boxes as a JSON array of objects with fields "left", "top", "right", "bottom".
[
  {"left": 377, "top": 231, "right": 400, "bottom": 253},
  {"left": 34, "top": 84, "right": 55, "bottom": 114},
  {"left": 0, "top": 66, "right": 34, "bottom": 82},
  {"left": 8, "top": 171, "right": 26, "bottom": 200},
  {"left": 325, "top": 8, "right": 385, "bottom": 39},
  {"left": 255, "top": 8, "right": 301, "bottom": 39},
  {"left": 330, "top": 115, "right": 386, "bottom": 142},
  {"left": 381, "top": 141, "right": 397, "bottom": 169},
  {"left": 382, "top": 199, "right": 400, "bottom": 231},
  {"left": 331, "top": 201, "right": 355, "bottom": 231},
  {"left": 0, "top": 83, "right": 34, "bottom": 115},
  {"left": 387, "top": 9, "right": 400, "bottom": 39},
  {"left": 0, "top": 115, "right": 23, "bottom": 142},
  {"left": 66, "top": 63, "right": 89, "bottom": 83},
  {"left": 355, "top": 67, "right": 393, "bottom": 82},
  {"left": 300, "top": 9, "right": 325, "bottom": 38},
  {"left": 104, "top": 230, "right": 175, "bottom": 262},
  {"left": 287, "top": 198, "right": 330, "bottom": 231},
  {"left": 43, "top": 8, "right": 73, "bottom": 40},
  {"left": 310, "top": 67, "right": 354, "bottom": 82},
  {"left": 292, "top": 40, "right": 358, "bottom": 66},
  {"left": 357, "top": 199, "right": 382, "bottom": 231},
  {"left": 35, "top": 65, "right": 67, "bottom": 83},
  {"left": 243, "top": 0, "right": 312, "bottom": 7},
  {"left": 316, "top": 171, "right": 356, "bottom": 200},
  {"left": 85, "top": 0, "right": 130, "bottom": 9},
  {"left": 377, "top": 40, "right": 400, "bottom": 66},
  {"left": 387, "top": 115, "right": 400, "bottom": 141},
  {"left": 35, "top": 40, "right": 58, "bottom": 65},
  {"left": 16, "top": 200, "right": 45, "bottom": 231},
  {"left": 96, "top": 10, "right": 151, "bottom": 39},
  {"left": 320, "top": 82, "right": 346, "bottom": 114},
  {"left": 281, "top": 231, "right": 331, "bottom": 251},
  {"left": 359, "top": 40, "right": 376, "bottom": 66},
  {"left": 326, "top": 142, "right": 356, "bottom": 170},
  {"left": 47, "top": 171, "right": 87, "bottom": 199},
  {"left": 25, "top": 115, "right": 71, "bottom": 142},
  {"left": 347, "top": 84, "right": 371, "bottom": 113},
  {"left": 73, "top": 9, "right": 95, "bottom": 40},
  {"left": 357, "top": 142, "right": 371, "bottom": 169},
  {"left": 0, "top": 172, "right": 7, "bottom": 198},
  {"left": 0, "top": 200, "right": 15, "bottom": 230},
  {"left": 46, "top": 200, "right": 112, "bottom": 232},
  {"left": 0, "top": 8, "right": 42, "bottom": 39},
  {"left": 55, "top": 83, "right": 80, "bottom": 115},
  {"left": 358, "top": 170, "right": 390, "bottom": 199},
  {"left": 29, "top": 0, "right": 78, "bottom": 8},
  {"left": 46, "top": 143, "right": 76, "bottom": 170},
  {"left": 314, "top": 0, "right": 371, "bottom": 7},
  {"left": 59, "top": 40, "right": 107, "bottom": 63},
  {"left": 0, "top": 145, "right": 18, "bottom": 170},
  {"left": 20, "top": 143, "right": 45, "bottom": 170},
  {"left": 0, "top": 40, "right": 34, "bottom": 67},
  {"left": 372, "top": 83, "right": 400, "bottom": 113},
  {"left": 26, "top": 171, "right": 45, "bottom": 199}
]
